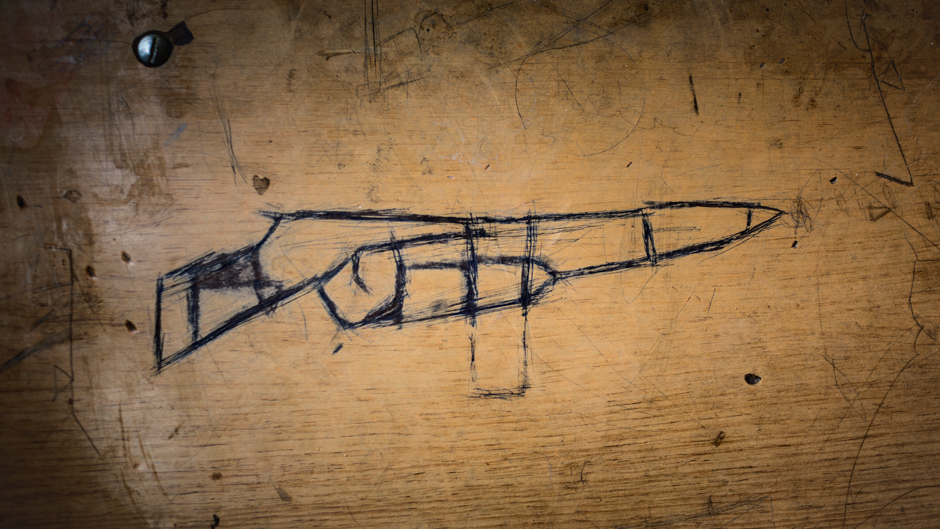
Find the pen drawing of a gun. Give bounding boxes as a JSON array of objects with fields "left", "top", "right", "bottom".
[{"left": 154, "top": 201, "right": 783, "bottom": 397}]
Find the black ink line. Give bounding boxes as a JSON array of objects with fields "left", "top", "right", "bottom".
[
  {"left": 187, "top": 284, "right": 200, "bottom": 342},
  {"left": 475, "top": 219, "right": 539, "bottom": 398},
  {"left": 519, "top": 219, "right": 539, "bottom": 396},
  {"left": 875, "top": 171, "right": 913, "bottom": 188},
  {"left": 463, "top": 221, "right": 479, "bottom": 327},
  {"left": 641, "top": 213, "right": 657, "bottom": 265},
  {"left": 154, "top": 277, "right": 165, "bottom": 368},
  {"left": 269, "top": 200, "right": 774, "bottom": 225},
  {"left": 689, "top": 74, "right": 699, "bottom": 115}
]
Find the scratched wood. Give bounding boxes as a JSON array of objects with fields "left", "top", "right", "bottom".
[{"left": 3, "top": 0, "right": 940, "bottom": 527}]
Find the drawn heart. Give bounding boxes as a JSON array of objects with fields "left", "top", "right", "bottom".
[{"left": 252, "top": 175, "right": 270, "bottom": 195}]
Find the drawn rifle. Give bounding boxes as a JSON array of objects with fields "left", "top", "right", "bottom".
[{"left": 154, "top": 201, "right": 783, "bottom": 397}]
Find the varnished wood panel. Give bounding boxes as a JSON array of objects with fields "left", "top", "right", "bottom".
[{"left": 2, "top": 1, "right": 940, "bottom": 527}]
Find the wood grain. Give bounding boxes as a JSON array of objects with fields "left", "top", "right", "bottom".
[{"left": 2, "top": 0, "right": 940, "bottom": 527}]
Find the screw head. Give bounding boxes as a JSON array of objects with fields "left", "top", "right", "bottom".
[{"left": 133, "top": 31, "right": 174, "bottom": 67}]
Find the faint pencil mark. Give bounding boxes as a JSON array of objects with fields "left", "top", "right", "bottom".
[
  {"left": 770, "top": 497, "right": 777, "bottom": 529},
  {"left": 363, "top": 0, "right": 382, "bottom": 101},
  {"left": 841, "top": 327, "right": 919, "bottom": 529},
  {"left": 354, "top": 8, "right": 427, "bottom": 101},
  {"left": 0, "top": 331, "right": 69, "bottom": 373},
  {"left": 877, "top": 59, "right": 904, "bottom": 91},
  {"left": 795, "top": 0, "right": 816, "bottom": 23},
  {"left": 210, "top": 83, "right": 248, "bottom": 184},
  {"left": 785, "top": 171, "right": 824, "bottom": 234},
  {"left": 850, "top": 484, "right": 940, "bottom": 529},
  {"left": 909, "top": 257, "right": 940, "bottom": 343},
  {"left": 72, "top": 412, "right": 101, "bottom": 456},
  {"left": 52, "top": 365, "right": 73, "bottom": 402},
  {"left": 361, "top": 465, "right": 390, "bottom": 500},
  {"left": 743, "top": 267, "right": 757, "bottom": 298},
  {"left": 41, "top": 248, "right": 100, "bottom": 456},
  {"left": 511, "top": 0, "right": 640, "bottom": 125},
  {"left": 816, "top": 159, "right": 939, "bottom": 252},
  {"left": 152, "top": 202, "right": 783, "bottom": 397},
  {"left": 452, "top": 1, "right": 518, "bottom": 27},
  {"left": 515, "top": 43, "right": 646, "bottom": 154},
  {"left": 867, "top": 205, "right": 891, "bottom": 222},
  {"left": 845, "top": 6, "right": 914, "bottom": 186},
  {"left": 822, "top": 354, "right": 867, "bottom": 422},
  {"left": 615, "top": 496, "right": 769, "bottom": 528},
  {"left": 345, "top": 500, "right": 363, "bottom": 528}
]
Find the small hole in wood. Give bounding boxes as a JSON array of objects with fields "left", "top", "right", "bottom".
[{"left": 713, "top": 431, "right": 726, "bottom": 447}]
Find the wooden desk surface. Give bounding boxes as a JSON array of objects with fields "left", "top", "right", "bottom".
[{"left": 2, "top": 0, "right": 940, "bottom": 527}]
